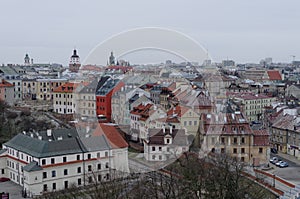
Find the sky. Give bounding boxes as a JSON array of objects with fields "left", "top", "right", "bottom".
[{"left": 0, "top": 0, "right": 299, "bottom": 65}]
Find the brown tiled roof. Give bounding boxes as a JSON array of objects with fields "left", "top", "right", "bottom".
[
  {"left": 167, "top": 105, "right": 189, "bottom": 117},
  {"left": 53, "top": 82, "right": 88, "bottom": 93},
  {"left": 130, "top": 103, "right": 153, "bottom": 121},
  {"left": 267, "top": 70, "right": 282, "bottom": 81},
  {"left": 0, "top": 79, "right": 13, "bottom": 87},
  {"left": 93, "top": 124, "right": 128, "bottom": 148}
]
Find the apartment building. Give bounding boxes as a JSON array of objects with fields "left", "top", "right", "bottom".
[
  {"left": 199, "top": 112, "right": 269, "bottom": 166},
  {"left": 230, "top": 92, "right": 276, "bottom": 122}
]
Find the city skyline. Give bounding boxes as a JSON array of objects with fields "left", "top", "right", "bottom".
[{"left": 0, "top": 0, "right": 300, "bottom": 65}]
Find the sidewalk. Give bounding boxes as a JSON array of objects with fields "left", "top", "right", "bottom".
[{"left": 277, "top": 152, "right": 300, "bottom": 166}]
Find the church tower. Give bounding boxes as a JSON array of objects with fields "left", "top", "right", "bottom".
[
  {"left": 108, "top": 51, "right": 115, "bottom": 65},
  {"left": 24, "top": 54, "right": 30, "bottom": 65},
  {"left": 69, "top": 49, "right": 81, "bottom": 72}
]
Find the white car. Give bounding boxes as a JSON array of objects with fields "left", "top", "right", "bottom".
[
  {"left": 270, "top": 157, "right": 278, "bottom": 164},
  {"left": 276, "top": 160, "right": 284, "bottom": 166}
]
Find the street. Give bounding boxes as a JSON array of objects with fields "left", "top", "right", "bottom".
[{"left": 269, "top": 153, "right": 300, "bottom": 185}]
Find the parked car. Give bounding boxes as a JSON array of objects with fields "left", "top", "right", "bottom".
[
  {"left": 276, "top": 160, "right": 284, "bottom": 166},
  {"left": 279, "top": 162, "right": 289, "bottom": 168},
  {"left": 270, "top": 157, "right": 278, "bottom": 164},
  {"left": 271, "top": 148, "right": 278, "bottom": 154},
  {"left": 0, "top": 177, "right": 10, "bottom": 182}
]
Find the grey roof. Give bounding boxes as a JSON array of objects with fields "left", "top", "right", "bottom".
[
  {"left": 23, "top": 161, "right": 43, "bottom": 172},
  {"left": 78, "top": 79, "right": 98, "bottom": 94},
  {"left": 4, "top": 133, "right": 85, "bottom": 158},
  {"left": 80, "top": 135, "right": 111, "bottom": 152},
  {"left": 0, "top": 149, "right": 7, "bottom": 155}
]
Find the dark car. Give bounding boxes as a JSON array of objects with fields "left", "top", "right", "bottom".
[
  {"left": 271, "top": 148, "right": 278, "bottom": 154},
  {"left": 0, "top": 177, "right": 10, "bottom": 182}
]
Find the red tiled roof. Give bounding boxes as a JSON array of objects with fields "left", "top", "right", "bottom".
[
  {"left": 267, "top": 70, "right": 282, "bottom": 81},
  {"left": 93, "top": 124, "right": 128, "bottom": 148},
  {"left": 167, "top": 105, "right": 189, "bottom": 117},
  {"left": 130, "top": 103, "right": 153, "bottom": 121},
  {"left": 0, "top": 79, "right": 14, "bottom": 87},
  {"left": 53, "top": 82, "right": 88, "bottom": 93}
]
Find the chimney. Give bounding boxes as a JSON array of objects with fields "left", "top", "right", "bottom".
[
  {"left": 86, "top": 126, "right": 90, "bottom": 133},
  {"left": 47, "top": 129, "right": 52, "bottom": 137},
  {"left": 170, "top": 125, "right": 173, "bottom": 134},
  {"left": 30, "top": 133, "right": 33, "bottom": 138},
  {"left": 38, "top": 136, "right": 42, "bottom": 140},
  {"left": 57, "top": 136, "right": 63, "bottom": 140},
  {"left": 162, "top": 124, "right": 166, "bottom": 133}
]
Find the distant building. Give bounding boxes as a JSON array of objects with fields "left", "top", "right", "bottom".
[
  {"left": 69, "top": 49, "right": 81, "bottom": 73},
  {"left": 222, "top": 60, "right": 235, "bottom": 67},
  {"left": 0, "top": 79, "right": 15, "bottom": 105}
]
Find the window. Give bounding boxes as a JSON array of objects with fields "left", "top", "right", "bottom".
[
  {"left": 105, "top": 151, "right": 108, "bottom": 157},
  {"left": 221, "top": 137, "right": 225, "bottom": 144},
  {"left": 233, "top": 148, "right": 237, "bottom": 154},
  {"left": 88, "top": 176, "right": 93, "bottom": 183},
  {"left": 98, "top": 164, "right": 101, "bottom": 170},
  {"left": 158, "top": 147, "right": 162, "bottom": 151},
  {"left": 152, "top": 155, "right": 155, "bottom": 160},
  {"left": 97, "top": 152, "right": 100, "bottom": 158},
  {"left": 233, "top": 137, "right": 237, "bottom": 144},
  {"left": 51, "top": 158, "right": 55, "bottom": 164},
  {"left": 259, "top": 148, "right": 263, "bottom": 153},
  {"left": 77, "top": 155, "right": 80, "bottom": 160},
  {"left": 241, "top": 137, "right": 245, "bottom": 144},
  {"left": 43, "top": 184, "right": 48, "bottom": 192},
  {"left": 78, "top": 178, "right": 82, "bottom": 185},
  {"left": 106, "top": 173, "right": 110, "bottom": 180},
  {"left": 98, "top": 175, "right": 101, "bottom": 181},
  {"left": 152, "top": 146, "right": 155, "bottom": 151},
  {"left": 42, "top": 159, "right": 46, "bottom": 165},
  {"left": 52, "top": 183, "right": 56, "bottom": 190},
  {"left": 159, "top": 155, "right": 162, "bottom": 160},
  {"left": 63, "top": 157, "right": 67, "bottom": 162},
  {"left": 64, "top": 169, "right": 68, "bottom": 175},
  {"left": 43, "top": 172, "right": 47, "bottom": 179},
  {"left": 87, "top": 154, "right": 91, "bottom": 159},
  {"left": 1, "top": 169, "right": 4, "bottom": 174},
  {"left": 51, "top": 170, "right": 56, "bottom": 177},
  {"left": 105, "top": 162, "right": 109, "bottom": 168},
  {"left": 241, "top": 148, "right": 245, "bottom": 154},
  {"left": 88, "top": 165, "right": 92, "bottom": 172},
  {"left": 241, "top": 157, "right": 245, "bottom": 162},
  {"left": 64, "top": 181, "right": 68, "bottom": 189},
  {"left": 221, "top": 148, "right": 225, "bottom": 153}
]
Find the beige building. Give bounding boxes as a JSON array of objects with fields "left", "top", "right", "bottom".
[
  {"left": 199, "top": 112, "right": 270, "bottom": 166},
  {"left": 230, "top": 92, "right": 276, "bottom": 122}
]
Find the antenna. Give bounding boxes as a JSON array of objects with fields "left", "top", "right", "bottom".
[{"left": 291, "top": 55, "right": 296, "bottom": 63}]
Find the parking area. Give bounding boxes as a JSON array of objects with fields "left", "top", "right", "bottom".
[
  {"left": 0, "top": 181, "right": 24, "bottom": 199},
  {"left": 269, "top": 154, "right": 300, "bottom": 184}
]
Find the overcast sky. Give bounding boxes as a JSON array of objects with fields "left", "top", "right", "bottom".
[{"left": 0, "top": 0, "right": 299, "bottom": 65}]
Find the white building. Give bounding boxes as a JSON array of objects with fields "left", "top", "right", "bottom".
[
  {"left": 143, "top": 127, "right": 189, "bottom": 161},
  {"left": 0, "top": 126, "right": 129, "bottom": 197}
]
